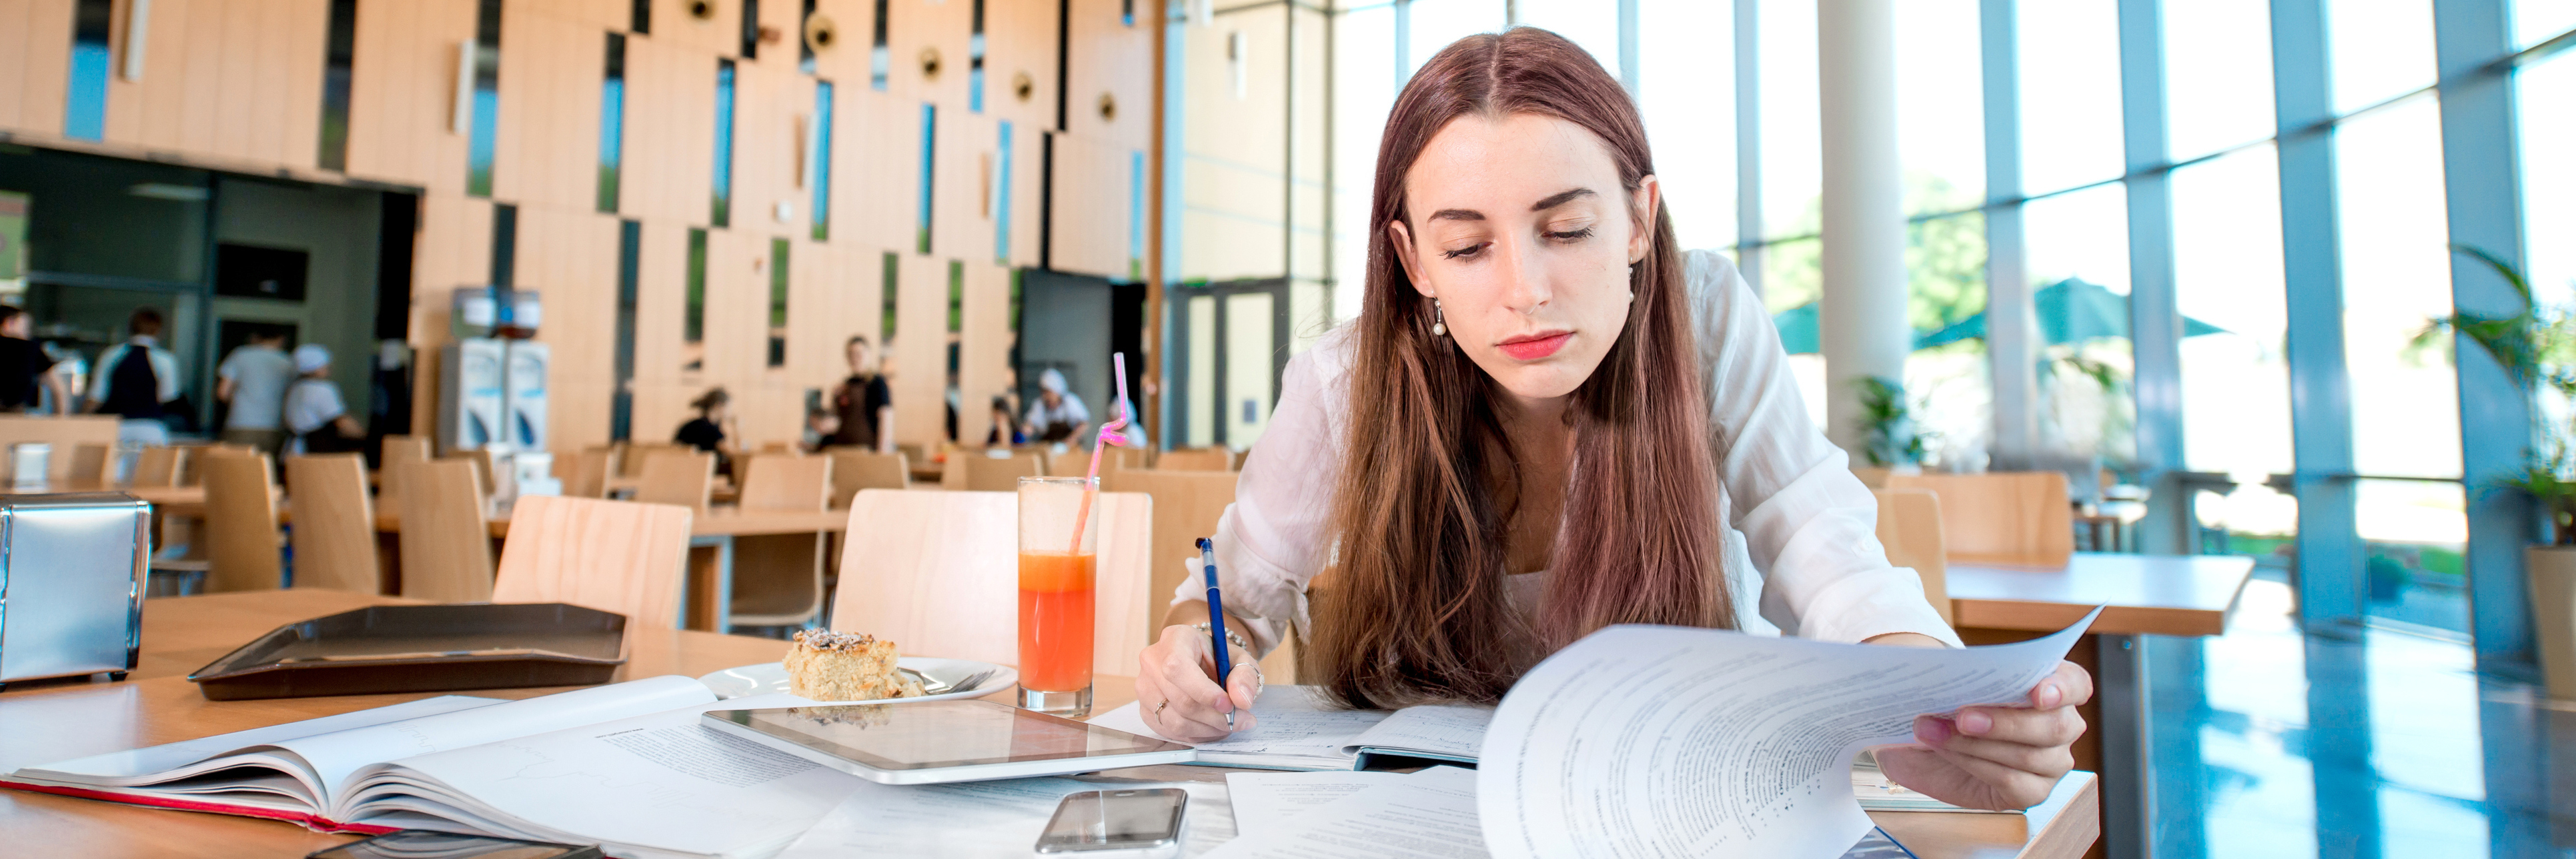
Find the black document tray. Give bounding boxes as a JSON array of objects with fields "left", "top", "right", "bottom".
[{"left": 189, "top": 604, "right": 628, "bottom": 700}]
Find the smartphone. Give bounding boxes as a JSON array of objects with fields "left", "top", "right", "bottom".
[
  {"left": 1033, "top": 788, "right": 1189, "bottom": 856},
  {"left": 306, "top": 830, "right": 603, "bottom": 859}
]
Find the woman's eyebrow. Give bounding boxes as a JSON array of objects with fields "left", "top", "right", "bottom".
[
  {"left": 1531, "top": 187, "right": 1597, "bottom": 211},
  {"left": 1425, "top": 207, "right": 1485, "bottom": 222}
]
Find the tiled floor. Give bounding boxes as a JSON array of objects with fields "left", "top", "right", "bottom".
[{"left": 2143, "top": 575, "right": 2576, "bottom": 858}]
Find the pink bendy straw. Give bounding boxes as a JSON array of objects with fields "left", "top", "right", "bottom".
[{"left": 1066, "top": 353, "right": 1131, "bottom": 554}]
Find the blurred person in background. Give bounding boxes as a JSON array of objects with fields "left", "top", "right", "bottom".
[
  {"left": 88, "top": 307, "right": 183, "bottom": 445},
  {"left": 215, "top": 331, "right": 297, "bottom": 454},
  {"left": 985, "top": 395, "right": 1026, "bottom": 447},
  {"left": 827, "top": 335, "right": 892, "bottom": 450},
  {"left": 0, "top": 306, "right": 66, "bottom": 413},
  {"left": 802, "top": 403, "right": 839, "bottom": 453},
  {"left": 676, "top": 387, "right": 735, "bottom": 474},
  {"left": 283, "top": 344, "right": 363, "bottom": 454},
  {"left": 1022, "top": 367, "right": 1089, "bottom": 445}
]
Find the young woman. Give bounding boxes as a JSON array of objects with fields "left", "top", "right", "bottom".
[
  {"left": 675, "top": 387, "right": 735, "bottom": 472},
  {"left": 1133, "top": 28, "right": 2088, "bottom": 812}
]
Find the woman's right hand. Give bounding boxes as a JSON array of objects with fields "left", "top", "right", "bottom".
[{"left": 1135, "top": 624, "right": 1260, "bottom": 742}]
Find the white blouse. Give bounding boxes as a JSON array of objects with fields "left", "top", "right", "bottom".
[{"left": 1177, "top": 250, "right": 1963, "bottom": 656}]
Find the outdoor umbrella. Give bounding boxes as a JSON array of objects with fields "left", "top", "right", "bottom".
[{"left": 1768, "top": 276, "right": 2228, "bottom": 354}]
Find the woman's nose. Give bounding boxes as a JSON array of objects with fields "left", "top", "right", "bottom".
[{"left": 1493, "top": 237, "right": 1552, "bottom": 313}]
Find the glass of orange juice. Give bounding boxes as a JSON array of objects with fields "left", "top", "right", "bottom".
[{"left": 1017, "top": 476, "right": 1099, "bottom": 716}]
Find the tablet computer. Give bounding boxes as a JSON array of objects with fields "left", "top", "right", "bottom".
[{"left": 700, "top": 700, "right": 1199, "bottom": 784}]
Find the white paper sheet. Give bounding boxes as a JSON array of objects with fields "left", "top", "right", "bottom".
[
  {"left": 290, "top": 675, "right": 716, "bottom": 800},
  {"left": 1224, "top": 770, "right": 1408, "bottom": 842},
  {"left": 1478, "top": 610, "right": 2099, "bottom": 859},
  {"left": 774, "top": 777, "right": 1237, "bottom": 859},
  {"left": 1341, "top": 705, "right": 1492, "bottom": 760},
  {"left": 339, "top": 692, "right": 856, "bottom": 859},
  {"left": 1090, "top": 686, "right": 1391, "bottom": 767},
  {"left": 1202, "top": 766, "right": 1486, "bottom": 859}
]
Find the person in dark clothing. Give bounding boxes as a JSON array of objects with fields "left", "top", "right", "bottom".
[
  {"left": 675, "top": 387, "right": 734, "bottom": 473},
  {"left": 985, "top": 395, "right": 1026, "bottom": 447},
  {"left": 0, "top": 307, "right": 66, "bottom": 413},
  {"left": 88, "top": 308, "right": 181, "bottom": 445},
  {"left": 826, "top": 335, "right": 893, "bottom": 450}
]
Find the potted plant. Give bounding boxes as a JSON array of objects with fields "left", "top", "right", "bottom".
[
  {"left": 2422, "top": 244, "right": 2576, "bottom": 698},
  {"left": 1854, "top": 375, "right": 1926, "bottom": 472}
]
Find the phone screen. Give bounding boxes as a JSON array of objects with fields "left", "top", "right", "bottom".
[{"left": 1035, "top": 788, "right": 1189, "bottom": 852}]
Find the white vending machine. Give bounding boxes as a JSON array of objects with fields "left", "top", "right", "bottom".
[
  {"left": 437, "top": 338, "right": 506, "bottom": 455},
  {"left": 503, "top": 339, "right": 549, "bottom": 454}
]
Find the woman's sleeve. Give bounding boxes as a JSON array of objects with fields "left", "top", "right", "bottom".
[
  {"left": 1692, "top": 254, "right": 1962, "bottom": 647},
  {"left": 1171, "top": 329, "right": 1351, "bottom": 657}
]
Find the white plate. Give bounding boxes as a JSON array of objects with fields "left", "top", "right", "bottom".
[{"left": 697, "top": 657, "right": 1017, "bottom": 704}]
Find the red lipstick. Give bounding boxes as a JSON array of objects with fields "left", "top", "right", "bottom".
[{"left": 1497, "top": 331, "right": 1573, "bottom": 360}]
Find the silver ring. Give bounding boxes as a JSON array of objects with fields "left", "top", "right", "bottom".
[{"left": 1154, "top": 700, "right": 1168, "bottom": 716}]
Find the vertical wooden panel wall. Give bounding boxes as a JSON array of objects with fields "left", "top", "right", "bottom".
[{"left": 0, "top": 0, "right": 1151, "bottom": 454}]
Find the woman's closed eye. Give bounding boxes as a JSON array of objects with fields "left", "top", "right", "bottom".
[
  {"left": 1544, "top": 226, "right": 1595, "bottom": 243},
  {"left": 1441, "top": 241, "right": 1490, "bottom": 260}
]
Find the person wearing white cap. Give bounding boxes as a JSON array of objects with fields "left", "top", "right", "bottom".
[
  {"left": 283, "top": 344, "right": 363, "bottom": 454},
  {"left": 1021, "top": 367, "right": 1091, "bottom": 445}
]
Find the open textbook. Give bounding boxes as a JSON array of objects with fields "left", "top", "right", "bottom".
[
  {"left": 1091, "top": 687, "right": 1491, "bottom": 770},
  {"left": 2, "top": 676, "right": 873, "bottom": 859}
]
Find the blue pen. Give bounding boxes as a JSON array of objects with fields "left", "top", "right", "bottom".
[{"left": 1197, "top": 538, "right": 1236, "bottom": 730}]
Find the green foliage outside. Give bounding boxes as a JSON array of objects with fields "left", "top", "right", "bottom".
[{"left": 2423, "top": 245, "right": 2576, "bottom": 544}]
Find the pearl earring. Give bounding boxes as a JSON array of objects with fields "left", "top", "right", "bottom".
[{"left": 1431, "top": 299, "right": 1448, "bottom": 337}]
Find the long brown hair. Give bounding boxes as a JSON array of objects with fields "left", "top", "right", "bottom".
[{"left": 1311, "top": 28, "right": 1733, "bottom": 709}]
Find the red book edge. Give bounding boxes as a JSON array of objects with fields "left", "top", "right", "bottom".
[{"left": 0, "top": 778, "right": 402, "bottom": 835}]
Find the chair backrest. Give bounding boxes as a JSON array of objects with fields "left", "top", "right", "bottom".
[
  {"left": 728, "top": 457, "right": 832, "bottom": 626},
  {"left": 620, "top": 443, "right": 684, "bottom": 477},
  {"left": 1102, "top": 468, "right": 1240, "bottom": 651},
  {"left": 1157, "top": 448, "right": 1233, "bottom": 472},
  {"left": 1881, "top": 471, "right": 2073, "bottom": 568},
  {"left": 380, "top": 435, "right": 432, "bottom": 468},
  {"left": 0, "top": 415, "right": 121, "bottom": 481},
  {"left": 494, "top": 495, "right": 695, "bottom": 628},
  {"left": 197, "top": 450, "right": 283, "bottom": 592},
  {"left": 67, "top": 443, "right": 110, "bottom": 486},
  {"left": 826, "top": 449, "right": 910, "bottom": 505},
  {"left": 1871, "top": 488, "right": 1953, "bottom": 624},
  {"left": 564, "top": 448, "right": 619, "bottom": 498},
  {"left": 131, "top": 446, "right": 187, "bottom": 488},
  {"left": 635, "top": 450, "right": 716, "bottom": 511},
  {"left": 738, "top": 454, "right": 832, "bottom": 511},
  {"left": 395, "top": 459, "right": 496, "bottom": 602},
  {"left": 830, "top": 489, "right": 1154, "bottom": 671},
  {"left": 1063, "top": 446, "right": 1145, "bottom": 480},
  {"left": 758, "top": 441, "right": 796, "bottom": 455},
  {"left": 453, "top": 449, "right": 500, "bottom": 496},
  {"left": 285, "top": 454, "right": 382, "bottom": 594},
  {"left": 1850, "top": 466, "right": 1892, "bottom": 489},
  {"left": 947, "top": 450, "right": 1044, "bottom": 492}
]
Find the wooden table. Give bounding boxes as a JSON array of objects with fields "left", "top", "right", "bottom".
[
  {"left": 1945, "top": 553, "right": 2256, "bottom": 859},
  {"left": 1, "top": 591, "right": 2096, "bottom": 858}
]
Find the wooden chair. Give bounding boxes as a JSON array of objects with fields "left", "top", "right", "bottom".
[
  {"left": 376, "top": 435, "right": 433, "bottom": 516},
  {"left": 564, "top": 448, "right": 620, "bottom": 498},
  {"left": 829, "top": 489, "right": 1154, "bottom": 672},
  {"left": 197, "top": 450, "right": 284, "bottom": 592},
  {"left": 1872, "top": 488, "right": 1954, "bottom": 625},
  {"left": 453, "top": 449, "right": 501, "bottom": 497},
  {"left": 0, "top": 415, "right": 119, "bottom": 482},
  {"left": 1062, "top": 446, "right": 1145, "bottom": 480},
  {"left": 826, "top": 449, "right": 910, "bottom": 506},
  {"left": 635, "top": 450, "right": 716, "bottom": 511},
  {"left": 1156, "top": 447, "right": 1233, "bottom": 472},
  {"left": 284, "top": 454, "right": 382, "bottom": 594},
  {"left": 944, "top": 450, "right": 1045, "bottom": 492},
  {"left": 381, "top": 435, "right": 432, "bottom": 468},
  {"left": 67, "top": 443, "right": 109, "bottom": 486},
  {"left": 1881, "top": 471, "right": 2074, "bottom": 568},
  {"left": 494, "top": 495, "right": 696, "bottom": 628},
  {"left": 1097, "top": 468, "right": 1288, "bottom": 680},
  {"left": 395, "top": 459, "right": 496, "bottom": 603},
  {"left": 620, "top": 442, "right": 684, "bottom": 477},
  {"left": 1850, "top": 466, "right": 1892, "bottom": 489},
  {"left": 728, "top": 454, "right": 834, "bottom": 629},
  {"left": 131, "top": 446, "right": 186, "bottom": 488}
]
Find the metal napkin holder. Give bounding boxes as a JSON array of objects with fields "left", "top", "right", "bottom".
[{"left": 0, "top": 492, "right": 150, "bottom": 692}]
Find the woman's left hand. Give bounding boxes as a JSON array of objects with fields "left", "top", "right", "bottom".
[{"left": 1874, "top": 660, "right": 2092, "bottom": 811}]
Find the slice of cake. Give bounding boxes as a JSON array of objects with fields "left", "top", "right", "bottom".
[{"left": 783, "top": 630, "right": 927, "bottom": 702}]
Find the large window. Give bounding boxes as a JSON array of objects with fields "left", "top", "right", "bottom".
[
  {"left": 2162, "top": 0, "right": 2277, "bottom": 161},
  {"left": 2173, "top": 143, "right": 2295, "bottom": 558},
  {"left": 2015, "top": 0, "right": 2124, "bottom": 195}
]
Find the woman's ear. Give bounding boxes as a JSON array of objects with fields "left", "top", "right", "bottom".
[
  {"left": 1628, "top": 174, "right": 1662, "bottom": 265},
  {"left": 1387, "top": 219, "right": 1437, "bottom": 298}
]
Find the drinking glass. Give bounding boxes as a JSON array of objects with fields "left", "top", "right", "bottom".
[{"left": 1017, "top": 476, "right": 1099, "bottom": 716}]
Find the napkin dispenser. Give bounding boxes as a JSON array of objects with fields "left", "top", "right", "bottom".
[{"left": 0, "top": 493, "right": 149, "bottom": 691}]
